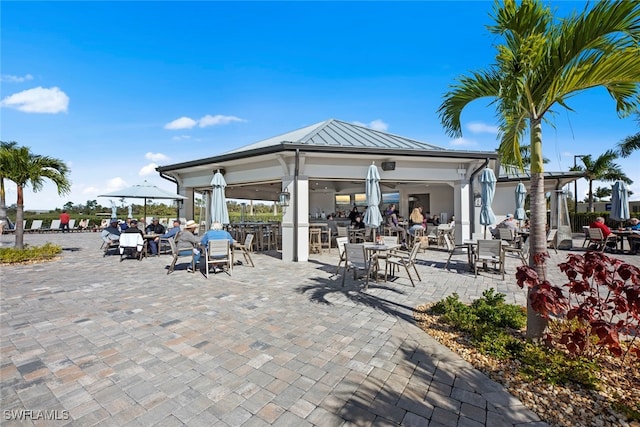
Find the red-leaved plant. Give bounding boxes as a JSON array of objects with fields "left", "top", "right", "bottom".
[{"left": 516, "top": 251, "right": 640, "bottom": 360}]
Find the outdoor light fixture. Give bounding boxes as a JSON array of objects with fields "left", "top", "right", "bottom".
[
  {"left": 474, "top": 192, "right": 482, "bottom": 207},
  {"left": 278, "top": 191, "right": 290, "bottom": 207},
  {"left": 381, "top": 161, "right": 396, "bottom": 171}
]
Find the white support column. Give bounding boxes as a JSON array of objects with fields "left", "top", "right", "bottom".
[
  {"left": 454, "top": 179, "right": 471, "bottom": 244},
  {"left": 281, "top": 176, "right": 309, "bottom": 262},
  {"left": 178, "top": 187, "right": 195, "bottom": 221}
]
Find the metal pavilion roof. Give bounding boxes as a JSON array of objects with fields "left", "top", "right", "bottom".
[{"left": 221, "top": 118, "right": 446, "bottom": 155}]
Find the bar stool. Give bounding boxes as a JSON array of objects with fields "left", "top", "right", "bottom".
[{"left": 309, "top": 228, "right": 322, "bottom": 254}]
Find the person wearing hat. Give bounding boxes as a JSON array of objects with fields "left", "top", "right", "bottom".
[
  {"left": 491, "top": 213, "right": 517, "bottom": 238},
  {"left": 145, "top": 218, "right": 166, "bottom": 256},
  {"left": 123, "top": 219, "right": 144, "bottom": 236},
  {"left": 100, "top": 219, "right": 121, "bottom": 246},
  {"left": 175, "top": 220, "right": 203, "bottom": 272}
]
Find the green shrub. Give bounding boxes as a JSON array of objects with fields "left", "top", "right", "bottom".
[
  {"left": 519, "top": 343, "right": 600, "bottom": 388},
  {"left": 474, "top": 329, "right": 525, "bottom": 360},
  {"left": 0, "top": 243, "right": 62, "bottom": 264}
]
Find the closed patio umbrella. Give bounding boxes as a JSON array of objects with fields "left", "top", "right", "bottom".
[
  {"left": 610, "top": 180, "right": 630, "bottom": 225},
  {"left": 479, "top": 168, "right": 497, "bottom": 238},
  {"left": 363, "top": 162, "right": 383, "bottom": 241},
  {"left": 514, "top": 182, "right": 527, "bottom": 225},
  {"left": 211, "top": 170, "right": 229, "bottom": 226}
]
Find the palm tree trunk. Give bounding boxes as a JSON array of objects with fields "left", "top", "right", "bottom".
[
  {"left": 526, "top": 119, "right": 548, "bottom": 339},
  {"left": 15, "top": 185, "right": 24, "bottom": 249},
  {"left": 0, "top": 177, "right": 6, "bottom": 225}
]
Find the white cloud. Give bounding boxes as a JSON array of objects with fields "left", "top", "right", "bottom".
[
  {"left": 105, "top": 177, "right": 128, "bottom": 192},
  {"left": 145, "top": 152, "right": 169, "bottom": 162},
  {"left": 1, "top": 74, "right": 34, "bottom": 83},
  {"left": 164, "top": 114, "right": 246, "bottom": 130},
  {"left": 139, "top": 163, "right": 158, "bottom": 176},
  {"left": 352, "top": 119, "right": 389, "bottom": 131},
  {"left": 0, "top": 86, "right": 69, "bottom": 113},
  {"left": 164, "top": 116, "right": 197, "bottom": 130},
  {"left": 82, "top": 186, "right": 100, "bottom": 195},
  {"left": 467, "top": 121, "right": 498, "bottom": 134},
  {"left": 172, "top": 135, "right": 191, "bottom": 141},
  {"left": 449, "top": 137, "right": 477, "bottom": 147},
  {"left": 198, "top": 114, "right": 246, "bottom": 128}
]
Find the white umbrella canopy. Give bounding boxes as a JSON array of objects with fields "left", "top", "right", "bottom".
[
  {"left": 98, "top": 180, "right": 187, "bottom": 218},
  {"left": 610, "top": 180, "right": 630, "bottom": 224},
  {"left": 210, "top": 171, "right": 229, "bottom": 225},
  {"left": 479, "top": 168, "right": 497, "bottom": 238},
  {"left": 363, "top": 163, "right": 383, "bottom": 240}
]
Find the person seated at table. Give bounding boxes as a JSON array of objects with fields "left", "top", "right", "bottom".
[
  {"left": 123, "top": 219, "right": 144, "bottom": 236},
  {"left": 522, "top": 219, "right": 531, "bottom": 231},
  {"left": 352, "top": 215, "right": 365, "bottom": 229},
  {"left": 120, "top": 217, "right": 132, "bottom": 231},
  {"left": 144, "top": 218, "right": 166, "bottom": 256},
  {"left": 491, "top": 214, "right": 517, "bottom": 238},
  {"left": 408, "top": 207, "right": 425, "bottom": 236},
  {"left": 348, "top": 206, "right": 360, "bottom": 225},
  {"left": 174, "top": 220, "right": 203, "bottom": 272},
  {"left": 327, "top": 214, "right": 339, "bottom": 237},
  {"left": 589, "top": 216, "right": 612, "bottom": 237},
  {"left": 385, "top": 204, "right": 408, "bottom": 248},
  {"left": 154, "top": 219, "right": 181, "bottom": 241},
  {"left": 200, "top": 222, "right": 235, "bottom": 273},
  {"left": 589, "top": 216, "right": 617, "bottom": 251},
  {"left": 101, "top": 219, "right": 121, "bottom": 245}
]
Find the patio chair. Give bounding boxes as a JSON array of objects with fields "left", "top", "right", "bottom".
[
  {"left": 586, "top": 228, "right": 617, "bottom": 252},
  {"left": 42, "top": 219, "right": 60, "bottom": 233},
  {"left": 504, "top": 236, "right": 529, "bottom": 265},
  {"left": 443, "top": 233, "right": 472, "bottom": 271},
  {"left": 342, "top": 243, "right": 376, "bottom": 290},
  {"left": 102, "top": 237, "right": 119, "bottom": 256},
  {"left": 385, "top": 243, "right": 421, "bottom": 287},
  {"left": 68, "top": 219, "right": 76, "bottom": 231},
  {"left": 498, "top": 228, "right": 520, "bottom": 247},
  {"left": 334, "top": 237, "right": 349, "bottom": 275},
  {"left": 475, "top": 239, "right": 504, "bottom": 280},
  {"left": 205, "top": 239, "right": 232, "bottom": 277},
  {"left": 26, "top": 220, "right": 43, "bottom": 233},
  {"left": 233, "top": 233, "right": 255, "bottom": 267},
  {"left": 581, "top": 226, "right": 591, "bottom": 248},
  {"left": 167, "top": 237, "right": 195, "bottom": 274},
  {"left": 426, "top": 225, "right": 439, "bottom": 247},
  {"left": 119, "top": 233, "right": 146, "bottom": 261}
]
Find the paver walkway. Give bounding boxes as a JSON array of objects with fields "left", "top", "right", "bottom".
[{"left": 2, "top": 232, "right": 636, "bottom": 426}]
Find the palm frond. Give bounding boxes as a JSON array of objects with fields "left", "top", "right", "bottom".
[
  {"left": 438, "top": 70, "right": 501, "bottom": 137},
  {"left": 617, "top": 131, "right": 640, "bottom": 157}
]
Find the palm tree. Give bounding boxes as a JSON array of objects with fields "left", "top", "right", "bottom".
[
  {"left": 593, "top": 186, "right": 611, "bottom": 202},
  {"left": 438, "top": 0, "right": 640, "bottom": 338},
  {"left": 577, "top": 150, "right": 631, "bottom": 211},
  {"left": 2, "top": 145, "right": 71, "bottom": 249},
  {"left": 0, "top": 141, "right": 18, "bottom": 228},
  {"left": 617, "top": 113, "right": 640, "bottom": 157}
]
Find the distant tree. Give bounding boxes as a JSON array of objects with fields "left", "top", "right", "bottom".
[
  {"left": 0, "top": 141, "right": 18, "bottom": 226},
  {"left": 576, "top": 150, "right": 631, "bottom": 212},
  {"left": 2, "top": 145, "right": 70, "bottom": 249},
  {"left": 593, "top": 186, "right": 611, "bottom": 202},
  {"left": 63, "top": 201, "right": 74, "bottom": 211}
]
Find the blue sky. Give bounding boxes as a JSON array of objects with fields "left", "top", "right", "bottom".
[{"left": 1, "top": 1, "right": 638, "bottom": 210}]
